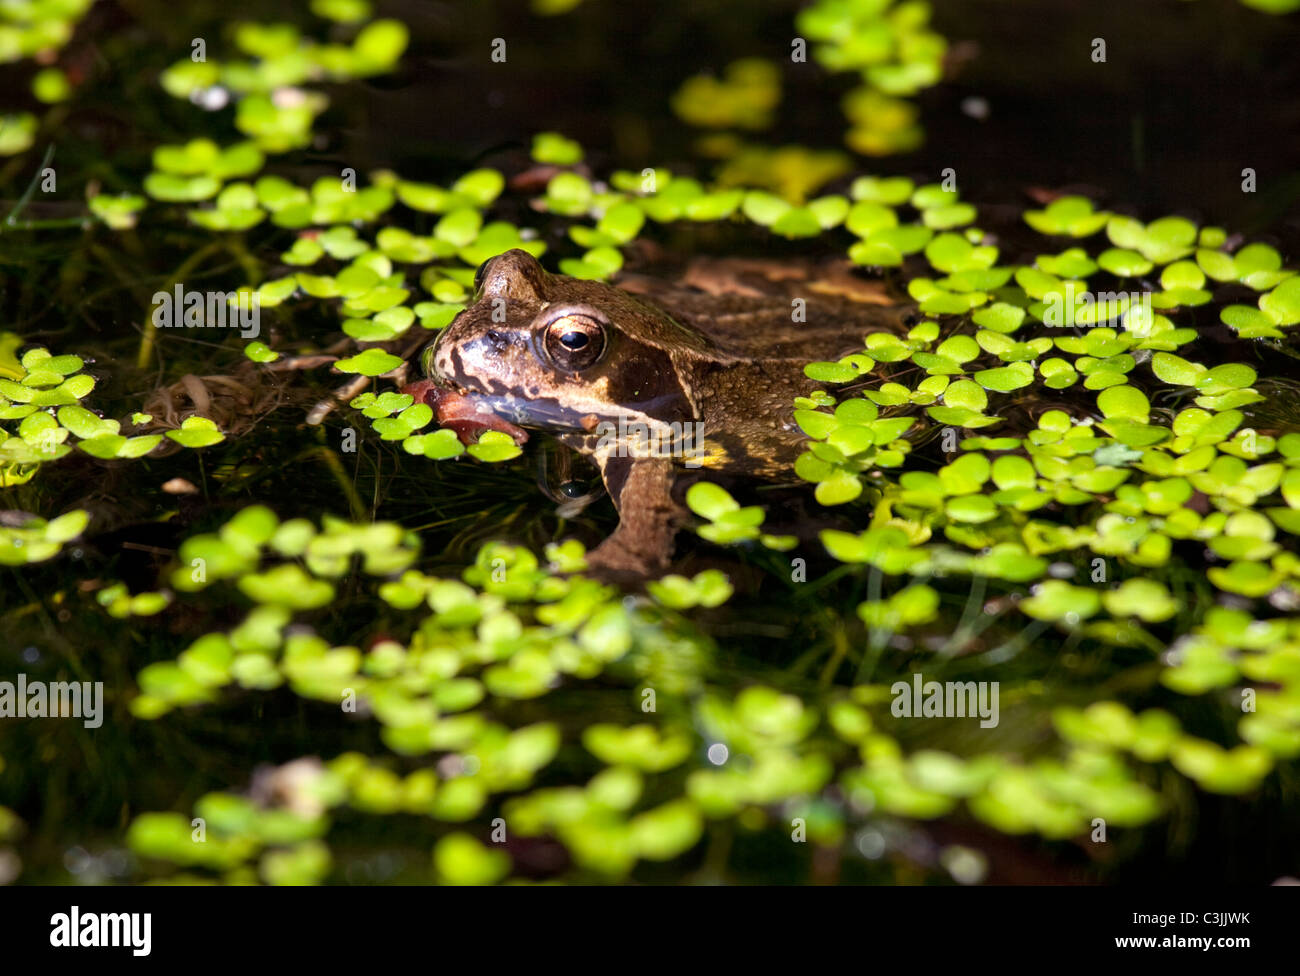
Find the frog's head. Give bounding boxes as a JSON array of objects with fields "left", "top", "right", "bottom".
[{"left": 425, "top": 249, "right": 707, "bottom": 441}]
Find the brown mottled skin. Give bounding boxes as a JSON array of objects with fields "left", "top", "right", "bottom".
[{"left": 423, "top": 249, "right": 908, "bottom": 576}]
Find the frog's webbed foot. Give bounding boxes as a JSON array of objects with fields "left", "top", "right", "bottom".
[{"left": 586, "top": 456, "right": 682, "bottom": 580}]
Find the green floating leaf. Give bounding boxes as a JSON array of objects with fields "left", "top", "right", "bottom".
[
  {"left": 973, "top": 362, "right": 1033, "bottom": 393},
  {"left": 583, "top": 724, "right": 694, "bottom": 771},
  {"left": 244, "top": 341, "right": 280, "bottom": 363},
  {"left": 1020, "top": 580, "right": 1101, "bottom": 623},
  {"left": 466, "top": 430, "right": 522, "bottom": 462},
  {"left": 335, "top": 349, "right": 403, "bottom": 376},
  {"left": 165, "top": 416, "right": 224, "bottom": 448},
  {"left": 686, "top": 482, "right": 739, "bottom": 521},
  {"left": 1023, "top": 196, "right": 1110, "bottom": 237},
  {"left": 1260, "top": 276, "right": 1300, "bottom": 326},
  {"left": 433, "top": 833, "right": 510, "bottom": 885},
  {"left": 533, "top": 131, "right": 584, "bottom": 165},
  {"left": 1170, "top": 739, "right": 1272, "bottom": 795},
  {"left": 1097, "top": 385, "right": 1149, "bottom": 423}
]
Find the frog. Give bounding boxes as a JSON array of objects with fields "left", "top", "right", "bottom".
[{"left": 411, "top": 248, "right": 910, "bottom": 577}]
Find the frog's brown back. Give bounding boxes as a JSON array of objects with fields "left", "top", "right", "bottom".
[
  {"left": 616, "top": 256, "right": 911, "bottom": 364},
  {"left": 621, "top": 288, "right": 909, "bottom": 480},
  {"left": 654, "top": 290, "right": 908, "bottom": 362}
]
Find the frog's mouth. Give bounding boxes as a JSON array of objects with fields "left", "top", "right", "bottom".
[
  {"left": 402, "top": 377, "right": 531, "bottom": 447},
  {"left": 411, "top": 338, "right": 632, "bottom": 446}
]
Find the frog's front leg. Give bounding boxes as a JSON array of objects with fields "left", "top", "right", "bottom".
[{"left": 587, "top": 455, "right": 683, "bottom": 577}]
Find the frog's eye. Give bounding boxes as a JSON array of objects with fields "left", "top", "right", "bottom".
[{"left": 540, "top": 310, "right": 607, "bottom": 372}]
